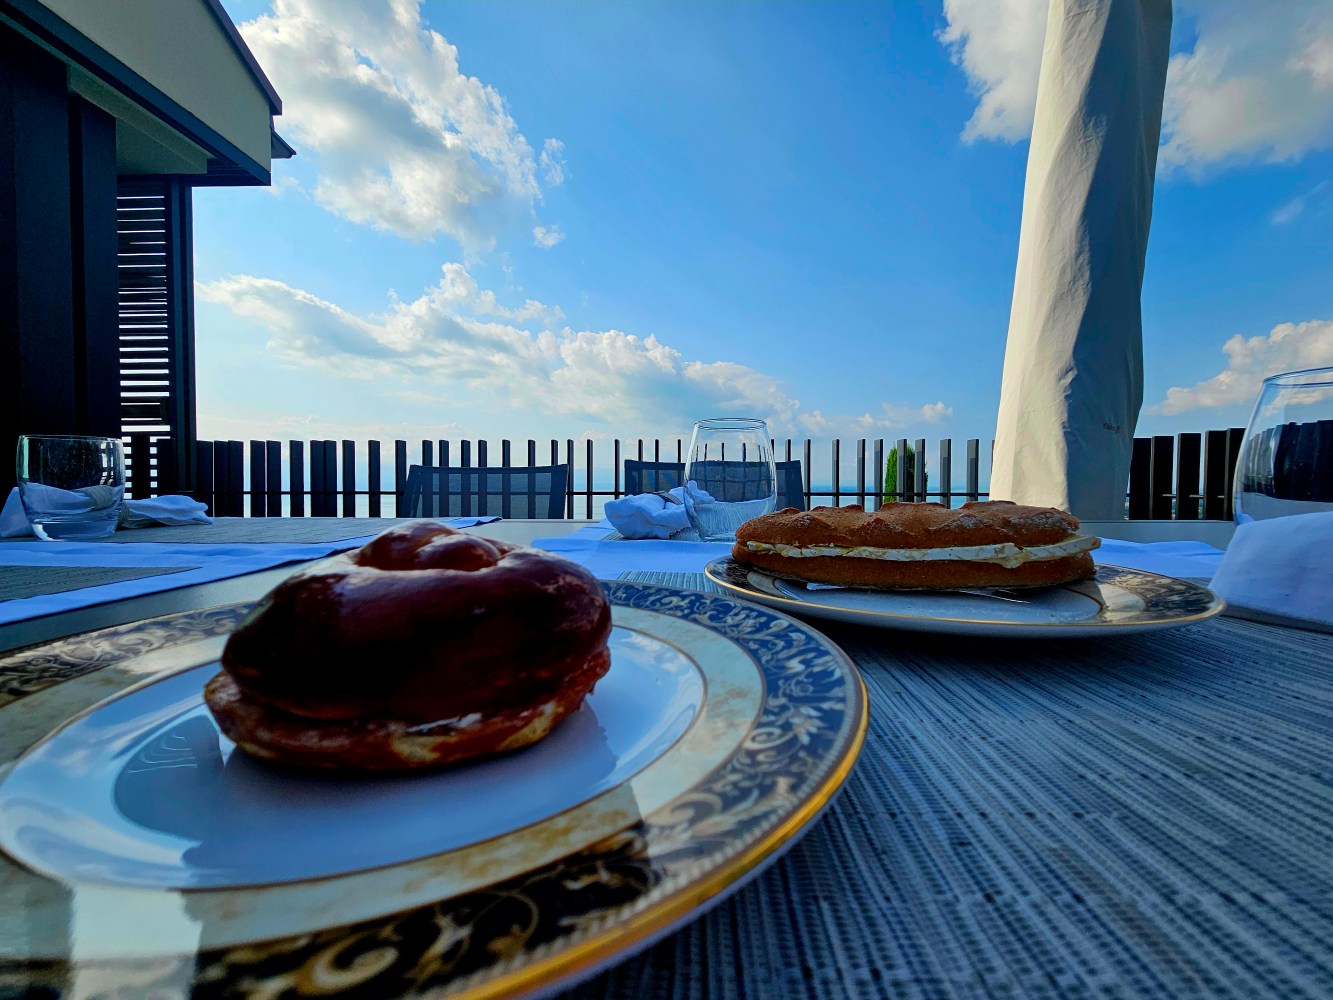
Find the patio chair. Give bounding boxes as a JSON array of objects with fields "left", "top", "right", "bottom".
[
  {"left": 623, "top": 459, "right": 807, "bottom": 510},
  {"left": 403, "top": 464, "right": 569, "bottom": 519}
]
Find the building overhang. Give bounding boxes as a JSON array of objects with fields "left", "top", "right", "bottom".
[{"left": 0, "top": 0, "right": 291, "bottom": 186}]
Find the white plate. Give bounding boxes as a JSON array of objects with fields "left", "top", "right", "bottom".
[
  {"left": 705, "top": 559, "right": 1224, "bottom": 637},
  {"left": 0, "top": 628, "right": 704, "bottom": 890}
]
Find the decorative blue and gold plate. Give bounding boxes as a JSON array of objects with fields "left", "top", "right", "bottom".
[{"left": 0, "top": 581, "right": 866, "bottom": 998}]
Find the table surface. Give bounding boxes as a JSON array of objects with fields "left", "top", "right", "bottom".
[{"left": 0, "top": 518, "right": 1329, "bottom": 999}]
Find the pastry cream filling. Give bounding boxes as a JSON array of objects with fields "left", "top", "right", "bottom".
[{"left": 744, "top": 534, "right": 1099, "bottom": 570}]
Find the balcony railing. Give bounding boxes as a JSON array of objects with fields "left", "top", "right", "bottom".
[{"left": 121, "top": 429, "right": 1247, "bottom": 520}]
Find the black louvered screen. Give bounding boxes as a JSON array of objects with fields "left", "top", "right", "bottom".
[{"left": 117, "top": 178, "right": 195, "bottom": 496}]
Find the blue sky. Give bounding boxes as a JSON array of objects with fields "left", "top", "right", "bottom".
[{"left": 195, "top": 0, "right": 1333, "bottom": 457}]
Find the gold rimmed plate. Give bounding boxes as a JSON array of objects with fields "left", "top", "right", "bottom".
[
  {"left": 705, "top": 559, "right": 1224, "bottom": 637},
  {"left": 0, "top": 580, "right": 866, "bottom": 998}
]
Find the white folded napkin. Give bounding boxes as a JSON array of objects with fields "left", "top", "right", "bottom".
[
  {"left": 604, "top": 483, "right": 720, "bottom": 540},
  {"left": 117, "top": 494, "right": 212, "bottom": 528},
  {"left": 604, "top": 487, "right": 691, "bottom": 539},
  {"left": 1, "top": 486, "right": 212, "bottom": 537},
  {"left": 1209, "top": 511, "right": 1333, "bottom": 631}
]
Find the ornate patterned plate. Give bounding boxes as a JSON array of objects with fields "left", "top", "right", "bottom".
[
  {"left": 705, "top": 559, "right": 1224, "bottom": 637},
  {"left": 0, "top": 581, "right": 866, "bottom": 998}
]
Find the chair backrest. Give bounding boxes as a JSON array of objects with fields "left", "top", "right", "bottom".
[
  {"left": 624, "top": 459, "right": 806, "bottom": 510},
  {"left": 403, "top": 465, "right": 569, "bottom": 519}
]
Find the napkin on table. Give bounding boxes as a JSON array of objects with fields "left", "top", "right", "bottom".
[
  {"left": 604, "top": 487, "right": 691, "bottom": 539},
  {"left": 1209, "top": 511, "right": 1333, "bottom": 631},
  {"left": 1, "top": 486, "right": 212, "bottom": 538},
  {"left": 604, "top": 483, "right": 718, "bottom": 540}
]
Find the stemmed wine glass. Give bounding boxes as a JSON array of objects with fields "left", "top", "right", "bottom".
[
  {"left": 682, "top": 418, "right": 777, "bottom": 542},
  {"left": 1233, "top": 366, "right": 1333, "bottom": 523}
]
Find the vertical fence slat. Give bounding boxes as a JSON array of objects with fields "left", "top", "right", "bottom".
[
  {"left": 418, "top": 440, "right": 434, "bottom": 518},
  {"left": 394, "top": 440, "right": 408, "bottom": 516},
  {"left": 195, "top": 440, "right": 215, "bottom": 515},
  {"left": 913, "top": 437, "right": 926, "bottom": 503},
  {"left": 1149, "top": 435, "right": 1174, "bottom": 519},
  {"left": 1225, "top": 427, "right": 1245, "bottom": 521},
  {"left": 1202, "top": 430, "right": 1228, "bottom": 520},
  {"left": 856, "top": 439, "right": 866, "bottom": 507},
  {"left": 526, "top": 441, "right": 538, "bottom": 517},
  {"left": 321, "top": 440, "right": 338, "bottom": 517},
  {"left": 341, "top": 440, "right": 356, "bottom": 517},
  {"left": 310, "top": 441, "right": 325, "bottom": 518},
  {"left": 566, "top": 439, "right": 575, "bottom": 518},
  {"left": 367, "top": 440, "right": 381, "bottom": 517},
  {"left": 614, "top": 440, "right": 622, "bottom": 499},
  {"left": 939, "top": 438, "right": 952, "bottom": 509},
  {"left": 265, "top": 441, "right": 281, "bottom": 516},
  {"left": 155, "top": 436, "right": 177, "bottom": 495},
  {"left": 208, "top": 442, "right": 225, "bottom": 518},
  {"left": 312, "top": 441, "right": 325, "bottom": 517},
  {"left": 289, "top": 440, "right": 305, "bottom": 517},
  {"left": 582, "top": 439, "right": 592, "bottom": 519},
  {"left": 249, "top": 440, "right": 266, "bottom": 517},
  {"left": 1127, "top": 437, "right": 1151, "bottom": 519},
  {"left": 804, "top": 440, "right": 813, "bottom": 506},
  {"left": 873, "top": 439, "right": 884, "bottom": 508},
  {"left": 1176, "top": 432, "right": 1201, "bottom": 521},
  {"left": 224, "top": 441, "right": 243, "bottom": 517},
  {"left": 895, "top": 438, "right": 909, "bottom": 503},
  {"left": 832, "top": 439, "right": 841, "bottom": 506},
  {"left": 966, "top": 439, "right": 980, "bottom": 502}
]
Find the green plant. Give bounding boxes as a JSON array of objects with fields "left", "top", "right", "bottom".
[{"left": 882, "top": 444, "right": 928, "bottom": 504}]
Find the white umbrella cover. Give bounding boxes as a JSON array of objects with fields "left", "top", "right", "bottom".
[{"left": 990, "top": 0, "right": 1172, "bottom": 519}]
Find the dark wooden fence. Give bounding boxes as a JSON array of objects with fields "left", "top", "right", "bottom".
[{"left": 121, "top": 429, "right": 1247, "bottom": 520}]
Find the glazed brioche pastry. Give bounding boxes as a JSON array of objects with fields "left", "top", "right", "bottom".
[
  {"left": 206, "top": 520, "right": 612, "bottom": 770},
  {"left": 732, "top": 500, "right": 1099, "bottom": 590}
]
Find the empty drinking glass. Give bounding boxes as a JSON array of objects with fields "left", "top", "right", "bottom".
[
  {"left": 17, "top": 435, "right": 126, "bottom": 540},
  {"left": 682, "top": 418, "right": 777, "bottom": 542},
  {"left": 1233, "top": 367, "right": 1333, "bottom": 523}
]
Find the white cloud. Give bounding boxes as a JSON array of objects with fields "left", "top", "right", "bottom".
[
  {"left": 199, "top": 265, "right": 950, "bottom": 439},
  {"left": 1160, "top": 3, "right": 1333, "bottom": 171},
  {"left": 939, "top": 0, "right": 1333, "bottom": 170},
  {"left": 1149, "top": 319, "right": 1333, "bottom": 415},
  {"left": 239, "top": 0, "right": 557, "bottom": 246},
  {"left": 533, "top": 225, "right": 565, "bottom": 248},
  {"left": 938, "top": 0, "right": 1048, "bottom": 143},
  {"left": 265, "top": 174, "right": 303, "bottom": 197},
  {"left": 1271, "top": 179, "right": 1330, "bottom": 224},
  {"left": 540, "top": 139, "right": 567, "bottom": 186}
]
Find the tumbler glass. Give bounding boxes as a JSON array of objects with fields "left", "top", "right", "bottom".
[
  {"left": 1233, "top": 367, "right": 1333, "bottom": 523},
  {"left": 682, "top": 418, "right": 777, "bottom": 542},
  {"left": 16, "top": 435, "right": 125, "bottom": 540}
]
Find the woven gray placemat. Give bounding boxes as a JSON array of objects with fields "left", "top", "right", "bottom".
[
  {"left": 562, "top": 572, "right": 1333, "bottom": 999},
  {"left": 0, "top": 565, "right": 197, "bottom": 603},
  {"left": 603, "top": 527, "right": 700, "bottom": 542}
]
